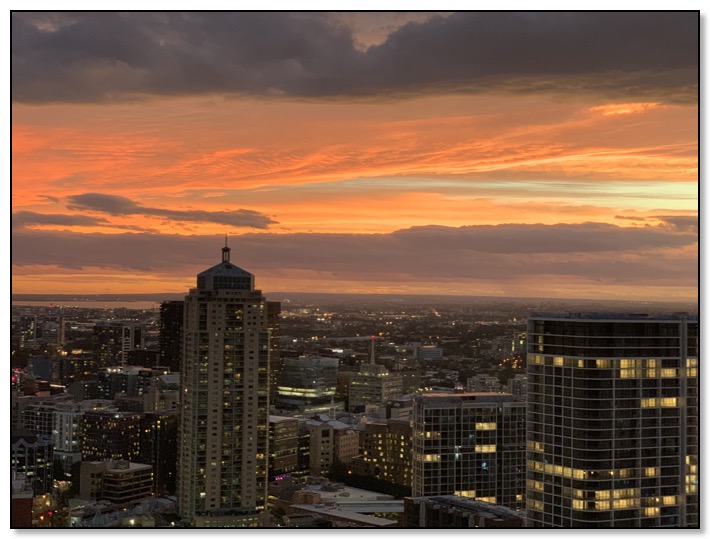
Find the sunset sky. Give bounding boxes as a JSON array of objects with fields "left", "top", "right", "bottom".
[{"left": 11, "top": 11, "right": 699, "bottom": 301}]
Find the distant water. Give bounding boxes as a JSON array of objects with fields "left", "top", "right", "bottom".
[{"left": 12, "top": 300, "right": 162, "bottom": 310}]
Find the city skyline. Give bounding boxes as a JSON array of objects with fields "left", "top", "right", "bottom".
[{"left": 11, "top": 12, "right": 698, "bottom": 301}]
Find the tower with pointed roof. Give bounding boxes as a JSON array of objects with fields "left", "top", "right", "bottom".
[{"left": 177, "top": 242, "right": 271, "bottom": 527}]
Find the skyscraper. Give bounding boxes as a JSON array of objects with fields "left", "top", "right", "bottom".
[
  {"left": 177, "top": 243, "right": 272, "bottom": 527},
  {"left": 526, "top": 313, "right": 698, "bottom": 528}
]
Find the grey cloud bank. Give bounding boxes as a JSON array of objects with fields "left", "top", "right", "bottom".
[
  {"left": 12, "top": 12, "right": 698, "bottom": 104},
  {"left": 12, "top": 223, "right": 698, "bottom": 286},
  {"left": 64, "top": 192, "right": 278, "bottom": 229}
]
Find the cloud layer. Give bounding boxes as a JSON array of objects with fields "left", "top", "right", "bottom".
[
  {"left": 12, "top": 223, "right": 698, "bottom": 290},
  {"left": 64, "top": 192, "right": 277, "bottom": 229},
  {"left": 12, "top": 12, "right": 698, "bottom": 103}
]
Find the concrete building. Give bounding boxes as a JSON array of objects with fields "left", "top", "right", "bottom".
[
  {"left": 306, "top": 419, "right": 360, "bottom": 476},
  {"left": 96, "top": 365, "right": 168, "bottom": 401},
  {"left": 269, "top": 416, "right": 299, "bottom": 481},
  {"left": 349, "top": 364, "right": 403, "bottom": 412},
  {"left": 11, "top": 430, "right": 54, "bottom": 495},
  {"left": 412, "top": 392, "right": 526, "bottom": 511},
  {"left": 176, "top": 243, "right": 272, "bottom": 527},
  {"left": 507, "top": 374, "right": 527, "bottom": 402},
  {"left": 466, "top": 373, "right": 502, "bottom": 393},
  {"left": 142, "top": 372, "right": 181, "bottom": 413},
  {"left": 93, "top": 321, "right": 144, "bottom": 369},
  {"left": 18, "top": 314, "right": 38, "bottom": 350},
  {"left": 80, "top": 460, "right": 153, "bottom": 504},
  {"left": 11, "top": 473, "right": 34, "bottom": 528},
  {"left": 526, "top": 313, "right": 699, "bottom": 527},
  {"left": 358, "top": 419, "right": 413, "bottom": 488},
  {"left": 82, "top": 410, "right": 141, "bottom": 461},
  {"left": 21, "top": 398, "right": 68, "bottom": 438},
  {"left": 52, "top": 400, "right": 116, "bottom": 473}
]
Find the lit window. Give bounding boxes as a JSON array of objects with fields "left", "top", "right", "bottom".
[{"left": 596, "top": 359, "right": 612, "bottom": 368}]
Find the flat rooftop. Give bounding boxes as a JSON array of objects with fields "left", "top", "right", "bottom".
[
  {"left": 530, "top": 312, "right": 697, "bottom": 321},
  {"left": 290, "top": 504, "right": 397, "bottom": 527},
  {"left": 301, "top": 483, "right": 393, "bottom": 502}
]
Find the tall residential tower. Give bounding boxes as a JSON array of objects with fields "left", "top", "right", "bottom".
[
  {"left": 177, "top": 244, "right": 272, "bottom": 527},
  {"left": 526, "top": 313, "right": 698, "bottom": 527}
]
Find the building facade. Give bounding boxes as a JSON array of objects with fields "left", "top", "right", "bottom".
[
  {"left": 82, "top": 410, "right": 142, "bottom": 461},
  {"left": 276, "top": 357, "right": 339, "bottom": 412},
  {"left": 80, "top": 460, "right": 153, "bottom": 504},
  {"left": 159, "top": 300, "right": 184, "bottom": 373},
  {"left": 526, "top": 313, "right": 699, "bottom": 527},
  {"left": 11, "top": 430, "right": 54, "bottom": 496},
  {"left": 359, "top": 419, "right": 413, "bottom": 488},
  {"left": 268, "top": 416, "right": 299, "bottom": 481},
  {"left": 176, "top": 244, "right": 272, "bottom": 527},
  {"left": 349, "top": 364, "right": 403, "bottom": 412},
  {"left": 93, "top": 321, "right": 144, "bottom": 369},
  {"left": 412, "top": 392, "right": 526, "bottom": 511}
]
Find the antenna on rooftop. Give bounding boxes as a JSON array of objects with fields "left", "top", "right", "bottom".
[{"left": 221, "top": 234, "right": 231, "bottom": 263}]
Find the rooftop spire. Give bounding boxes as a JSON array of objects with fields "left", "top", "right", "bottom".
[{"left": 222, "top": 235, "right": 231, "bottom": 263}]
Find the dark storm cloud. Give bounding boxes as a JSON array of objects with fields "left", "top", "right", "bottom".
[
  {"left": 65, "top": 192, "right": 278, "bottom": 229},
  {"left": 12, "top": 12, "right": 697, "bottom": 103},
  {"left": 11, "top": 223, "right": 698, "bottom": 285}
]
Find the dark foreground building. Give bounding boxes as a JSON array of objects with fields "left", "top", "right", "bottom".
[{"left": 526, "top": 313, "right": 698, "bottom": 527}]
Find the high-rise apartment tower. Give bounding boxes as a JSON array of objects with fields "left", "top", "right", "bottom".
[
  {"left": 177, "top": 244, "right": 272, "bottom": 527},
  {"left": 526, "top": 313, "right": 698, "bottom": 527}
]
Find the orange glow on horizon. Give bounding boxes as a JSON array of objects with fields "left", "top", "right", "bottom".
[{"left": 11, "top": 94, "right": 698, "bottom": 299}]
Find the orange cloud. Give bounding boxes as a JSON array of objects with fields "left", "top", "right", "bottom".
[{"left": 589, "top": 102, "right": 661, "bottom": 116}]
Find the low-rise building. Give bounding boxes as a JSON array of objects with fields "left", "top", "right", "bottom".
[{"left": 79, "top": 460, "right": 153, "bottom": 504}]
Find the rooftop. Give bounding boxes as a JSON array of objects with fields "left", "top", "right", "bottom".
[
  {"left": 530, "top": 312, "right": 697, "bottom": 321},
  {"left": 290, "top": 504, "right": 397, "bottom": 527}
]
